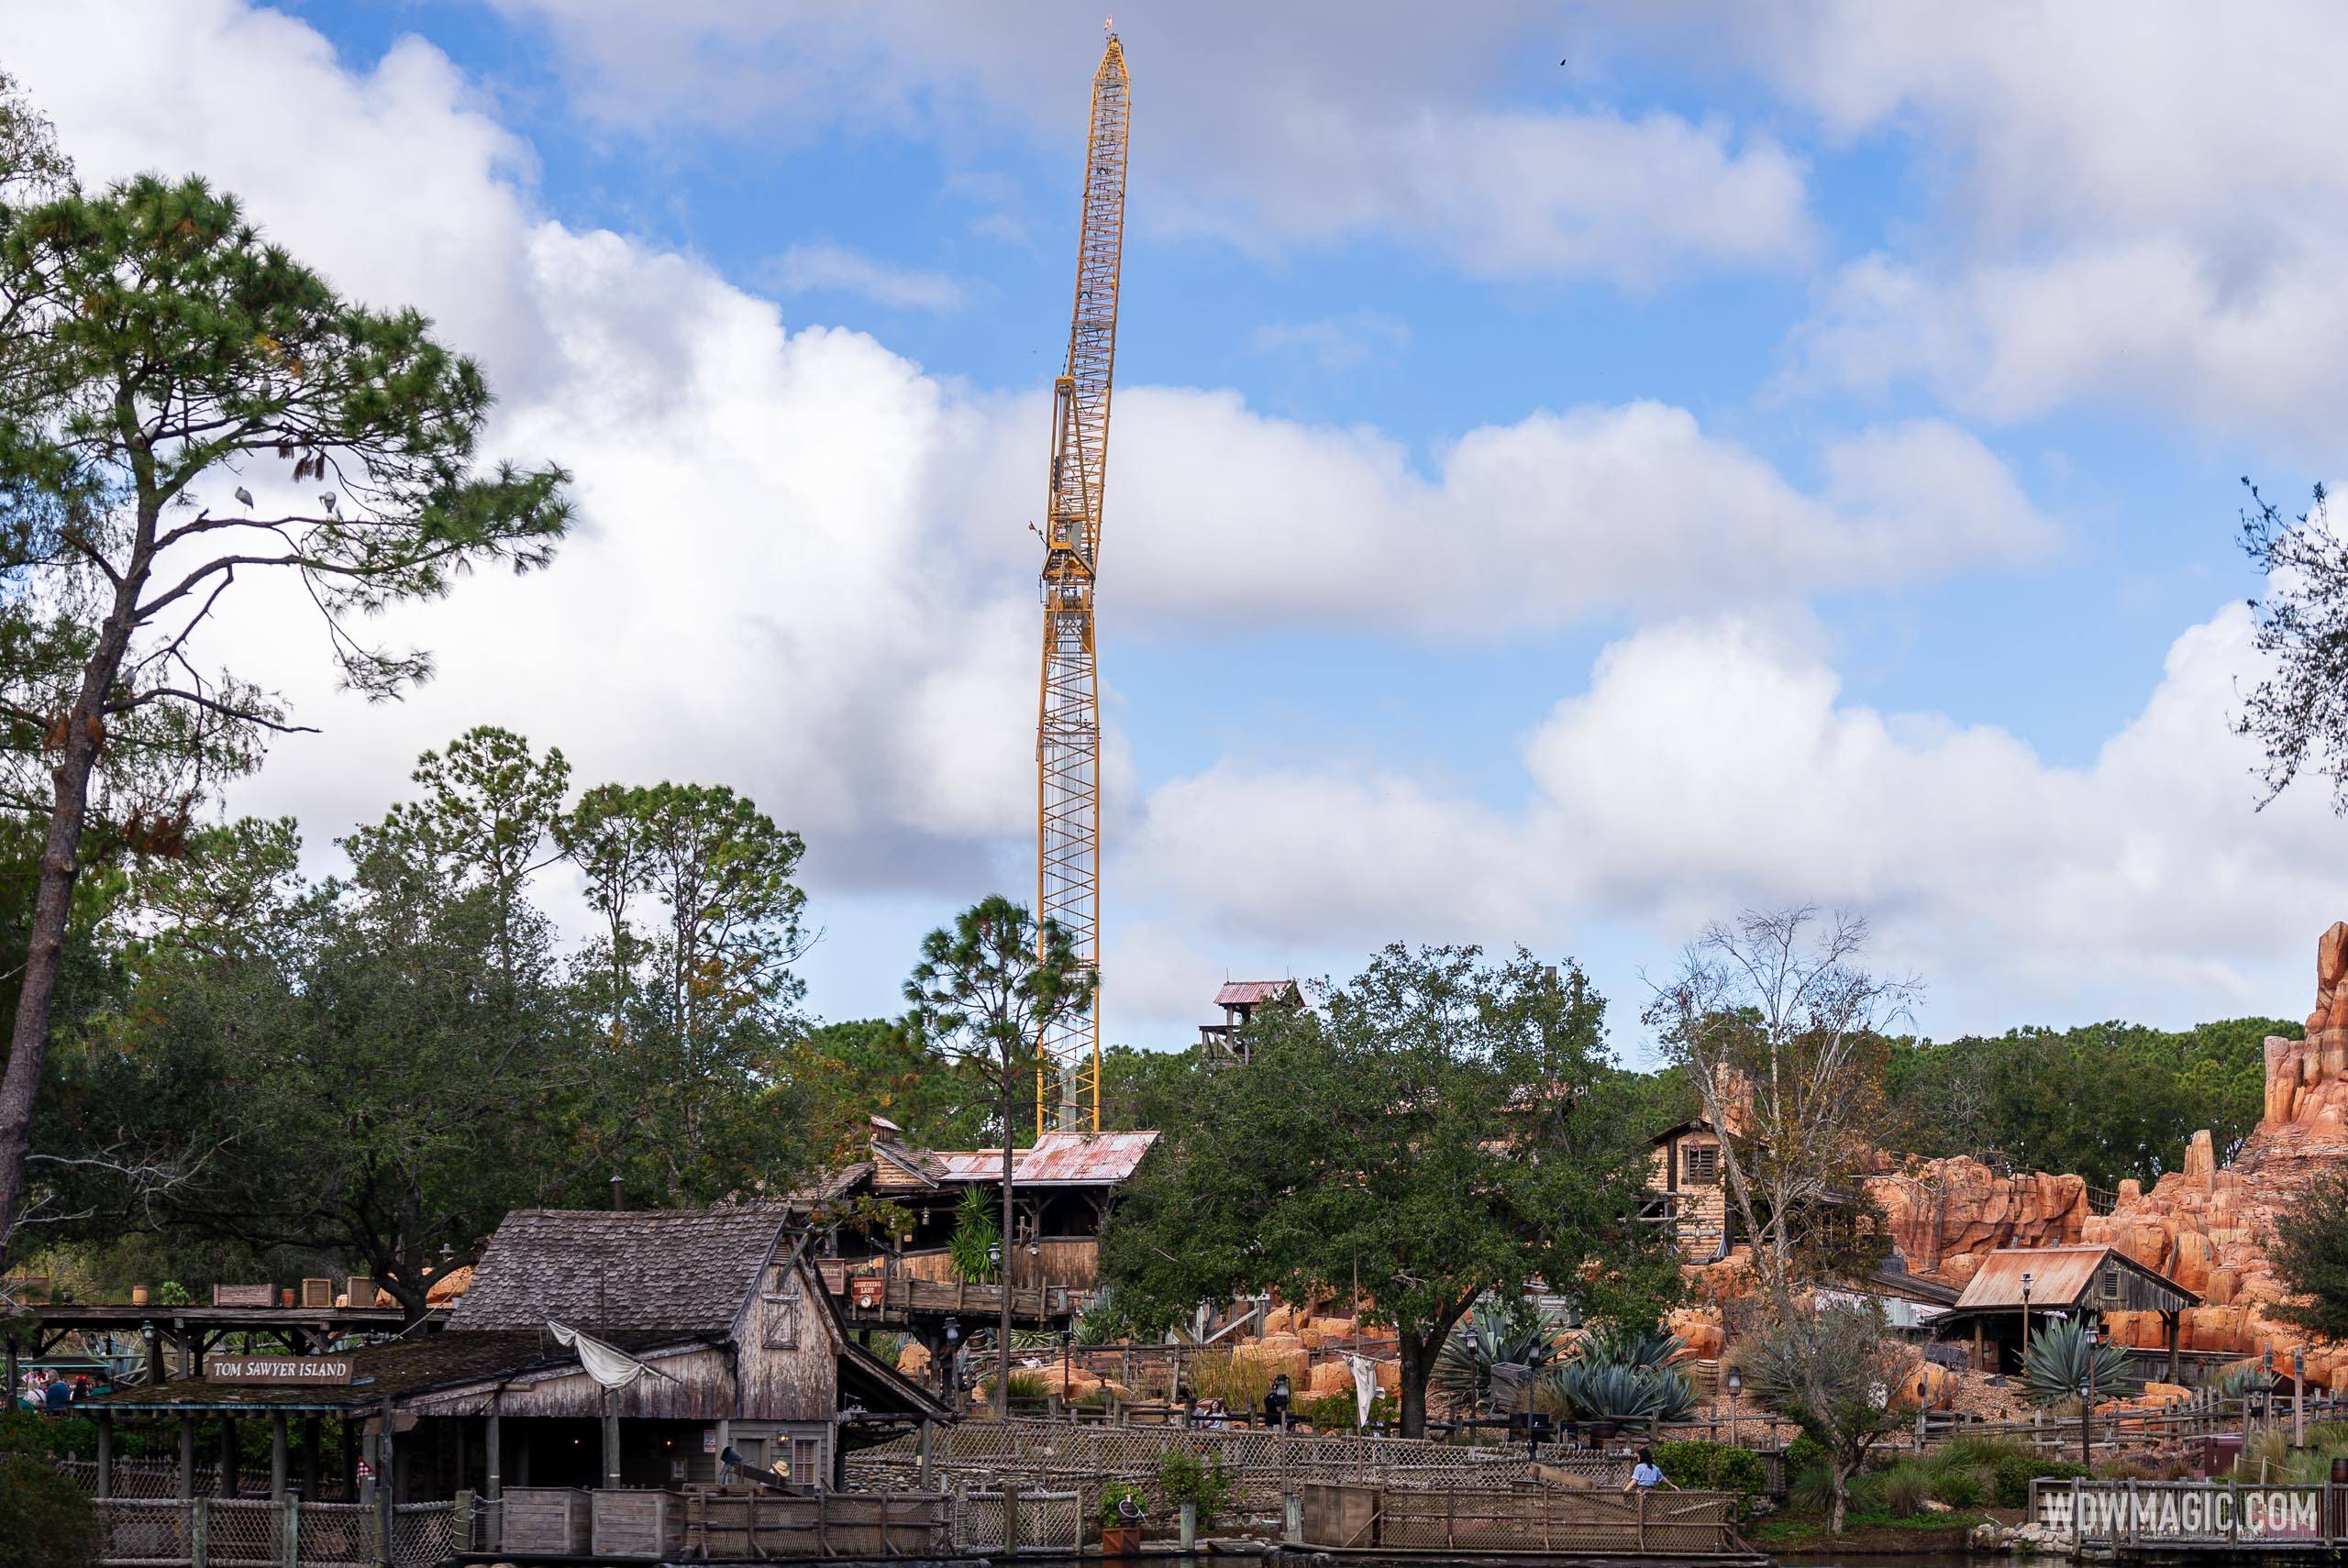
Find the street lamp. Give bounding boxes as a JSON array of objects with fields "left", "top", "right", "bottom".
[
  {"left": 2080, "top": 1320, "right": 2098, "bottom": 1466},
  {"left": 2020, "top": 1271, "right": 2034, "bottom": 1371},
  {"left": 2295, "top": 1344, "right": 2308, "bottom": 1448},
  {"left": 1725, "top": 1367, "right": 1742, "bottom": 1449},
  {"left": 1464, "top": 1324, "right": 1484, "bottom": 1448},
  {"left": 2264, "top": 1348, "right": 2276, "bottom": 1433}
]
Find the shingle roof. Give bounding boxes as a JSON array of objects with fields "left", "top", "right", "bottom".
[
  {"left": 449, "top": 1206, "right": 791, "bottom": 1334},
  {"left": 85, "top": 1329, "right": 701, "bottom": 1412}
]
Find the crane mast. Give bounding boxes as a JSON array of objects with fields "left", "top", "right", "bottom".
[{"left": 1036, "top": 34, "right": 1128, "bottom": 1136}]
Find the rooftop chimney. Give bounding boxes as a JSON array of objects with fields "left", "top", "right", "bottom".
[{"left": 610, "top": 1174, "right": 625, "bottom": 1211}]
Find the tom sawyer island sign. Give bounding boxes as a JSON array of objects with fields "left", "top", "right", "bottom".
[
  {"left": 205, "top": 1356, "right": 356, "bottom": 1386},
  {"left": 2045, "top": 1481, "right": 2327, "bottom": 1543}
]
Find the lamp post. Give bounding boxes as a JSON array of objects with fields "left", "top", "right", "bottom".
[
  {"left": 986, "top": 1243, "right": 1007, "bottom": 1417},
  {"left": 1464, "top": 1323, "right": 1483, "bottom": 1450},
  {"left": 2020, "top": 1271, "right": 2033, "bottom": 1373},
  {"left": 2264, "top": 1348, "right": 2276, "bottom": 1436},
  {"left": 2295, "top": 1344, "right": 2307, "bottom": 1448},
  {"left": 943, "top": 1316, "right": 961, "bottom": 1410},
  {"left": 1725, "top": 1367, "right": 1742, "bottom": 1449},
  {"left": 2081, "top": 1320, "right": 2098, "bottom": 1467}
]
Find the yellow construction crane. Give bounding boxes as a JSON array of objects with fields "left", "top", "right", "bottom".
[{"left": 1036, "top": 31, "right": 1128, "bottom": 1136}]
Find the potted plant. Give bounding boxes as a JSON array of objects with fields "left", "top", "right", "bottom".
[{"left": 1098, "top": 1483, "right": 1146, "bottom": 1556}]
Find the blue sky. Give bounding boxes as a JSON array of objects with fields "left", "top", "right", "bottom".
[{"left": 9, "top": 2, "right": 2347, "bottom": 1059}]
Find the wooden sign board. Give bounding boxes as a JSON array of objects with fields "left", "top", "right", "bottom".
[
  {"left": 211, "top": 1284, "right": 276, "bottom": 1309},
  {"left": 205, "top": 1357, "right": 354, "bottom": 1386}
]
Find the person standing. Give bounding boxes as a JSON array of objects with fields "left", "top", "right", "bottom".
[{"left": 1624, "top": 1447, "right": 1670, "bottom": 1494}]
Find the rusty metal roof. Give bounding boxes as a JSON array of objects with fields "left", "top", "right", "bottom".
[
  {"left": 932, "top": 1131, "right": 1159, "bottom": 1187},
  {"left": 1950, "top": 1244, "right": 2196, "bottom": 1311},
  {"left": 1215, "top": 980, "right": 1301, "bottom": 1008}
]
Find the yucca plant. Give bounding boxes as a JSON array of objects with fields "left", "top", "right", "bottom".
[
  {"left": 2021, "top": 1320, "right": 2141, "bottom": 1408},
  {"left": 947, "top": 1187, "right": 1001, "bottom": 1284}
]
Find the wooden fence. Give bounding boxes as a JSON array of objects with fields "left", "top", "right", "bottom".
[
  {"left": 1913, "top": 1390, "right": 2348, "bottom": 1456},
  {"left": 1300, "top": 1481, "right": 1744, "bottom": 1556},
  {"left": 87, "top": 1497, "right": 456, "bottom": 1568},
  {"left": 2033, "top": 1478, "right": 2345, "bottom": 1551},
  {"left": 848, "top": 1417, "right": 1624, "bottom": 1535}
]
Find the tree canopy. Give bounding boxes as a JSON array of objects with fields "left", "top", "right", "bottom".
[{"left": 1098, "top": 944, "right": 1677, "bottom": 1437}]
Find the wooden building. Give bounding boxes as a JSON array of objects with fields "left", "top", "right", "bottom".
[
  {"left": 1934, "top": 1244, "right": 2198, "bottom": 1376},
  {"left": 802, "top": 1117, "right": 1157, "bottom": 1303},
  {"left": 1199, "top": 979, "right": 1303, "bottom": 1066},
  {"left": 84, "top": 1205, "right": 949, "bottom": 1506},
  {"left": 1644, "top": 1116, "right": 1734, "bottom": 1261}
]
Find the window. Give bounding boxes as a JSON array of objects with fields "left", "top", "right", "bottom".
[
  {"left": 1682, "top": 1144, "right": 1720, "bottom": 1186},
  {"left": 789, "top": 1436, "right": 822, "bottom": 1487},
  {"left": 762, "top": 1272, "right": 802, "bottom": 1350},
  {"left": 2102, "top": 1268, "right": 2121, "bottom": 1300}
]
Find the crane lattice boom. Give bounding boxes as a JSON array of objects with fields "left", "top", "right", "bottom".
[{"left": 1036, "top": 34, "right": 1128, "bottom": 1136}]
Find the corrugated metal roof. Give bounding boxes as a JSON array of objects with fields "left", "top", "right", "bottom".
[
  {"left": 932, "top": 1131, "right": 1160, "bottom": 1187},
  {"left": 1949, "top": 1244, "right": 2195, "bottom": 1311},
  {"left": 1215, "top": 980, "right": 1301, "bottom": 1007}
]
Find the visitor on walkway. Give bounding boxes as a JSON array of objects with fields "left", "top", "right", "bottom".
[{"left": 1625, "top": 1447, "right": 1671, "bottom": 1493}]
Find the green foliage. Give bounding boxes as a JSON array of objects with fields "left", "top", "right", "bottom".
[
  {"left": 0, "top": 1451, "right": 96, "bottom": 1568},
  {"left": 1539, "top": 1324, "right": 1697, "bottom": 1422},
  {"left": 1432, "top": 1297, "right": 1569, "bottom": 1405},
  {"left": 1788, "top": 1463, "right": 1836, "bottom": 1514},
  {"left": 1652, "top": 1441, "right": 1766, "bottom": 1507},
  {"left": 1782, "top": 1433, "right": 1826, "bottom": 1474},
  {"left": 2021, "top": 1319, "right": 2142, "bottom": 1407},
  {"left": 947, "top": 1187, "right": 1001, "bottom": 1285},
  {"left": 1099, "top": 944, "right": 1678, "bottom": 1436},
  {"left": 1885, "top": 1018, "right": 2286, "bottom": 1186},
  {"left": 1927, "top": 1463, "right": 1988, "bottom": 1510},
  {"left": 1740, "top": 1299, "right": 1912, "bottom": 1534},
  {"left": 1189, "top": 1351, "right": 1272, "bottom": 1414},
  {"left": 1157, "top": 1450, "right": 1235, "bottom": 1521},
  {"left": 1300, "top": 1389, "right": 1394, "bottom": 1430},
  {"left": 153, "top": 1280, "right": 188, "bottom": 1307},
  {"left": 1877, "top": 1459, "right": 1933, "bottom": 1518},
  {"left": 2269, "top": 1167, "right": 2348, "bottom": 1341},
  {"left": 1936, "top": 1434, "right": 2084, "bottom": 1506},
  {"left": 1098, "top": 1482, "right": 1148, "bottom": 1529}
]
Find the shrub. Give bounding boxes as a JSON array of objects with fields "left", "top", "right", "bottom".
[
  {"left": 1788, "top": 1462, "right": 1836, "bottom": 1514},
  {"left": 978, "top": 1370, "right": 1051, "bottom": 1401},
  {"left": 1927, "top": 1463, "right": 1988, "bottom": 1510},
  {"left": 1299, "top": 1390, "right": 1393, "bottom": 1430},
  {"left": 1189, "top": 1351, "right": 1272, "bottom": 1414},
  {"left": 0, "top": 1440, "right": 97, "bottom": 1568},
  {"left": 1652, "top": 1441, "right": 1767, "bottom": 1508},
  {"left": 1099, "top": 1482, "right": 1148, "bottom": 1531},
  {"left": 1991, "top": 1452, "right": 2084, "bottom": 1507},
  {"left": 1783, "top": 1433, "right": 1827, "bottom": 1476},
  {"left": 1157, "top": 1451, "right": 1235, "bottom": 1523},
  {"left": 1877, "top": 1459, "right": 1933, "bottom": 1518}
]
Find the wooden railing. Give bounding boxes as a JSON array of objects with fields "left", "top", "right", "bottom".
[{"left": 1301, "top": 1481, "right": 1744, "bottom": 1556}]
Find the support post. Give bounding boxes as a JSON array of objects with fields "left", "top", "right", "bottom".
[
  {"left": 96, "top": 1412, "right": 113, "bottom": 1499},
  {"left": 918, "top": 1419, "right": 936, "bottom": 1490},
  {"left": 375, "top": 1400, "right": 395, "bottom": 1568},
  {"left": 271, "top": 1411, "right": 289, "bottom": 1501},
  {"left": 179, "top": 1415, "right": 195, "bottom": 1499},
  {"left": 485, "top": 1408, "right": 502, "bottom": 1501},
  {"left": 218, "top": 1414, "right": 238, "bottom": 1498},
  {"left": 282, "top": 1494, "right": 301, "bottom": 1568},
  {"left": 301, "top": 1417, "right": 319, "bottom": 1501},
  {"left": 192, "top": 1496, "right": 211, "bottom": 1568},
  {"left": 603, "top": 1402, "right": 620, "bottom": 1490},
  {"left": 2, "top": 1334, "right": 14, "bottom": 1408},
  {"left": 1002, "top": 1481, "right": 1020, "bottom": 1553}
]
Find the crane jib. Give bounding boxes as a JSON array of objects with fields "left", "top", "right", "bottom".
[{"left": 1033, "top": 34, "right": 1126, "bottom": 1138}]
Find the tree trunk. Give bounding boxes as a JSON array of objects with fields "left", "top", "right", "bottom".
[
  {"left": 0, "top": 563, "right": 144, "bottom": 1267},
  {"left": 1829, "top": 1461, "right": 1852, "bottom": 1535},
  {"left": 997, "top": 1052, "right": 1013, "bottom": 1419},
  {"left": 1397, "top": 1329, "right": 1428, "bottom": 1440}
]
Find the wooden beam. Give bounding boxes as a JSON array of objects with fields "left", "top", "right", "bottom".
[{"left": 271, "top": 1411, "right": 289, "bottom": 1501}]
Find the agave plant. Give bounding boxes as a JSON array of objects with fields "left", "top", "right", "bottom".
[
  {"left": 2021, "top": 1319, "right": 2141, "bottom": 1408},
  {"left": 1432, "top": 1298, "right": 1571, "bottom": 1408},
  {"left": 1536, "top": 1322, "right": 1698, "bottom": 1421}
]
